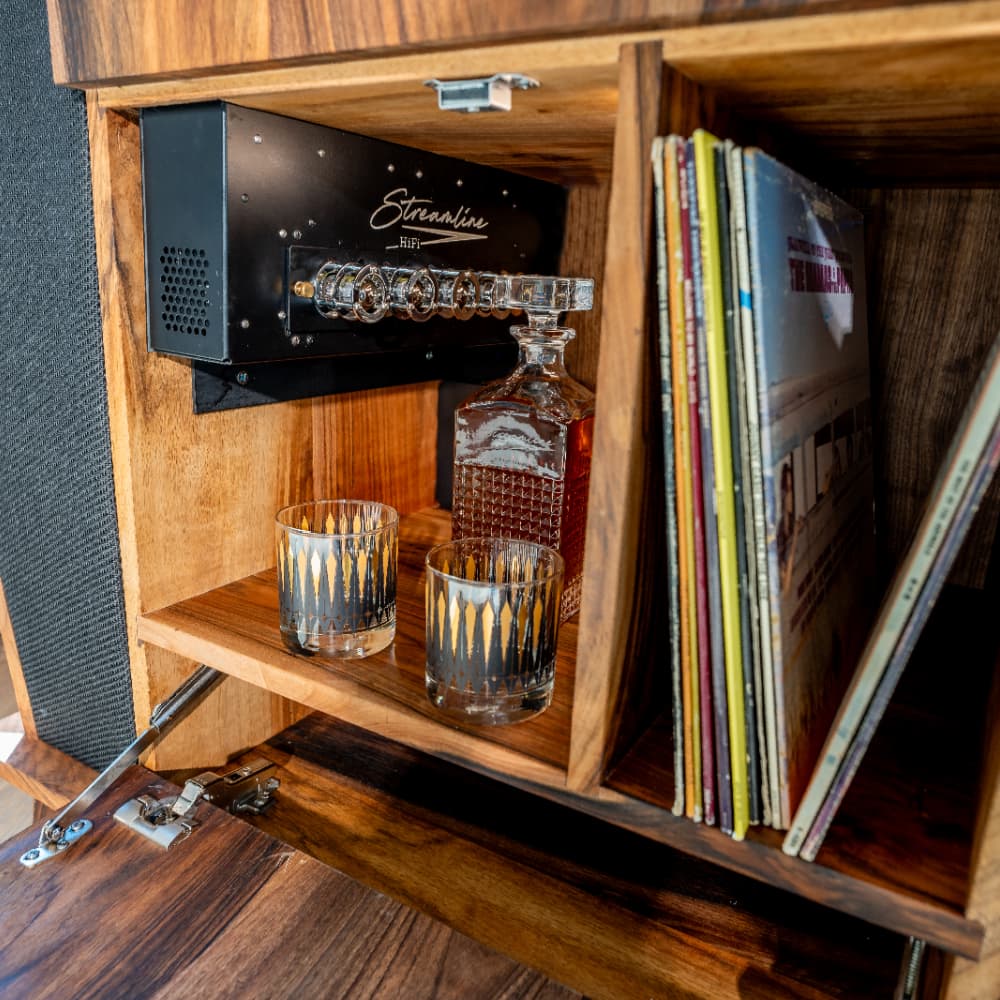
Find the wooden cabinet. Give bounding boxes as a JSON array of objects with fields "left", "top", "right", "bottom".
[{"left": 22, "top": 2, "right": 1000, "bottom": 996}]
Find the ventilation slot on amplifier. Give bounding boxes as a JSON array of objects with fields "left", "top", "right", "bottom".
[{"left": 159, "top": 245, "right": 211, "bottom": 337}]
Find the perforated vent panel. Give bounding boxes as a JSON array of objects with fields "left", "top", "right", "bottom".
[{"left": 159, "top": 245, "right": 212, "bottom": 337}]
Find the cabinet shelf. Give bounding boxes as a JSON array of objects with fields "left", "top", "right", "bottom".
[{"left": 139, "top": 508, "right": 578, "bottom": 787}]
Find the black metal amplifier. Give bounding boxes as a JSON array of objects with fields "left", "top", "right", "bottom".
[{"left": 140, "top": 102, "right": 567, "bottom": 409}]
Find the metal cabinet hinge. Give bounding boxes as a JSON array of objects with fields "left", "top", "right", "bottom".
[
  {"left": 424, "top": 73, "right": 539, "bottom": 113},
  {"left": 114, "top": 758, "right": 279, "bottom": 849}
]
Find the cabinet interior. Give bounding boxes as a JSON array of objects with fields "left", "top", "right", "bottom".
[{"left": 90, "top": 9, "right": 1000, "bottom": 966}]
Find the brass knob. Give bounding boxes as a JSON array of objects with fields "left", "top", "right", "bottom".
[{"left": 292, "top": 280, "right": 315, "bottom": 298}]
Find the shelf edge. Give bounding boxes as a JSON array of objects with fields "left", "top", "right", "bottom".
[{"left": 138, "top": 609, "right": 570, "bottom": 793}]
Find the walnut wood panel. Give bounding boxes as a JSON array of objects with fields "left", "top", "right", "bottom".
[
  {"left": 943, "top": 652, "right": 1000, "bottom": 999},
  {"left": 859, "top": 187, "right": 1000, "bottom": 589},
  {"left": 230, "top": 712, "right": 902, "bottom": 1000},
  {"left": 0, "top": 581, "right": 35, "bottom": 738},
  {"left": 92, "top": 35, "right": 629, "bottom": 183},
  {"left": 48, "top": 0, "right": 956, "bottom": 89},
  {"left": 139, "top": 509, "right": 577, "bottom": 783},
  {"left": 311, "top": 382, "right": 439, "bottom": 512},
  {"left": 86, "top": 4, "right": 1000, "bottom": 184},
  {"left": 0, "top": 765, "right": 575, "bottom": 1000},
  {"left": 138, "top": 527, "right": 988, "bottom": 955},
  {"left": 560, "top": 183, "right": 610, "bottom": 386},
  {"left": 0, "top": 732, "right": 96, "bottom": 810}
]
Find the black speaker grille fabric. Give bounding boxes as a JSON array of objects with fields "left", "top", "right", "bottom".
[{"left": 0, "top": 0, "right": 135, "bottom": 767}]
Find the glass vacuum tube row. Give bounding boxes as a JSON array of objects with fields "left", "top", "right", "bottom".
[{"left": 302, "top": 261, "right": 593, "bottom": 325}]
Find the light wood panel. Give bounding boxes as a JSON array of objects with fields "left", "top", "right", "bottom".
[
  {"left": 87, "top": 97, "right": 311, "bottom": 769},
  {"left": 568, "top": 44, "right": 675, "bottom": 795},
  {"left": 0, "top": 581, "right": 36, "bottom": 738}
]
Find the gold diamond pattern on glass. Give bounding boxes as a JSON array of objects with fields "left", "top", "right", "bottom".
[
  {"left": 276, "top": 500, "right": 398, "bottom": 659},
  {"left": 425, "top": 537, "right": 564, "bottom": 725}
]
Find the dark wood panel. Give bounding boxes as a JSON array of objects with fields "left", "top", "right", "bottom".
[
  {"left": 140, "top": 508, "right": 577, "bottom": 772},
  {"left": 605, "top": 587, "right": 992, "bottom": 958},
  {"left": 860, "top": 187, "right": 1000, "bottom": 589},
  {"left": 231, "top": 711, "right": 903, "bottom": 1000},
  {"left": 47, "top": 0, "right": 943, "bottom": 87},
  {"left": 0, "top": 766, "right": 575, "bottom": 999},
  {"left": 560, "top": 182, "right": 611, "bottom": 388}
]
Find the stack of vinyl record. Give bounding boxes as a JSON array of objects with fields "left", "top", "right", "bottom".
[{"left": 651, "top": 132, "right": 876, "bottom": 841}]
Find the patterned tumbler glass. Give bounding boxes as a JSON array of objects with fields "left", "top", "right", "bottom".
[
  {"left": 276, "top": 500, "right": 398, "bottom": 658},
  {"left": 425, "top": 537, "right": 564, "bottom": 724}
]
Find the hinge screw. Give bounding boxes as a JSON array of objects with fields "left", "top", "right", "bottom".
[{"left": 236, "top": 371, "right": 249, "bottom": 386}]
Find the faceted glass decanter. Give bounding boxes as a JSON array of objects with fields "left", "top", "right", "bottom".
[{"left": 451, "top": 276, "right": 595, "bottom": 619}]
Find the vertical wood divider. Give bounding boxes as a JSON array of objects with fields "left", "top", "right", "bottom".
[
  {"left": 568, "top": 42, "right": 668, "bottom": 792},
  {"left": 568, "top": 47, "right": 716, "bottom": 793}
]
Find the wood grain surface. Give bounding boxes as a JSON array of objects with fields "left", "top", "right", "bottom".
[
  {"left": 0, "top": 732, "right": 96, "bottom": 810},
  {"left": 139, "top": 508, "right": 578, "bottom": 784},
  {"left": 76, "top": 3, "right": 1000, "bottom": 184},
  {"left": 87, "top": 98, "right": 311, "bottom": 770},
  {"left": 0, "top": 765, "right": 576, "bottom": 1000},
  {"left": 48, "top": 0, "right": 961, "bottom": 88},
  {"left": 606, "top": 587, "right": 995, "bottom": 959},
  {"left": 139, "top": 531, "right": 988, "bottom": 957},
  {"left": 226, "top": 712, "right": 904, "bottom": 1000},
  {"left": 567, "top": 43, "right": 666, "bottom": 795},
  {"left": 858, "top": 187, "right": 1000, "bottom": 591}
]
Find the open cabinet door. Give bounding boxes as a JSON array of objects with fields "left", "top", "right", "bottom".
[{"left": 0, "top": 765, "right": 575, "bottom": 999}]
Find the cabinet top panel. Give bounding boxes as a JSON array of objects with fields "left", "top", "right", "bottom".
[
  {"left": 47, "top": 0, "right": 979, "bottom": 88},
  {"left": 66, "top": 1, "right": 1000, "bottom": 185}
]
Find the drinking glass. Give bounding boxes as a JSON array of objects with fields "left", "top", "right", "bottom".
[
  {"left": 276, "top": 500, "right": 398, "bottom": 658},
  {"left": 425, "top": 537, "right": 564, "bottom": 724}
]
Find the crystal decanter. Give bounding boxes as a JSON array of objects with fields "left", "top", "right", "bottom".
[{"left": 451, "top": 275, "right": 595, "bottom": 618}]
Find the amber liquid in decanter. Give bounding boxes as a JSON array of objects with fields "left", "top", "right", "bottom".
[{"left": 451, "top": 323, "right": 594, "bottom": 618}]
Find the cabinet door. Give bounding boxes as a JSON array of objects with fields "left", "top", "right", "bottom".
[{"left": 0, "top": 765, "right": 574, "bottom": 999}]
